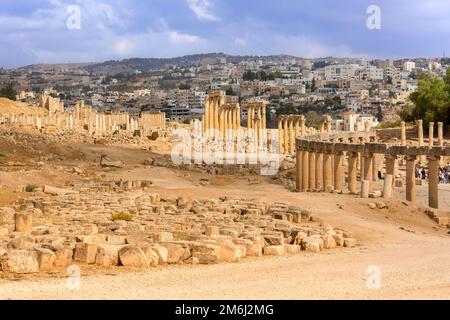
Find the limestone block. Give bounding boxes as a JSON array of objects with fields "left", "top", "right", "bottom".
[
  {"left": 7, "top": 236, "right": 35, "bottom": 250},
  {"left": 43, "top": 185, "right": 78, "bottom": 196},
  {"left": 0, "top": 250, "right": 39, "bottom": 274},
  {"left": 138, "top": 245, "right": 160, "bottom": 267},
  {"left": 284, "top": 244, "right": 301, "bottom": 254},
  {"left": 74, "top": 243, "right": 97, "bottom": 264},
  {"left": 15, "top": 213, "right": 33, "bottom": 233},
  {"left": 161, "top": 242, "right": 191, "bottom": 264},
  {"left": 118, "top": 246, "right": 150, "bottom": 268},
  {"left": 35, "top": 248, "right": 56, "bottom": 271},
  {"left": 96, "top": 244, "right": 122, "bottom": 266},
  {"left": 192, "top": 243, "right": 221, "bottom": 264},
  {"left": 54, "top": 247, "right": 73, "bottom": 267},
  {"left": 343, "top": 238, "right": 356, "bottom": 248},
  {"left": 263, "top": 245, "right": 285, "bottom": 256}
]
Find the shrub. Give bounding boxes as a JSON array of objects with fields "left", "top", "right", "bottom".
[
  {"left": 25, "top": 184, "right": 38, "bottom": 192},
  {"left": 111, "top": 211, "right": 133, "bottom": 221}
]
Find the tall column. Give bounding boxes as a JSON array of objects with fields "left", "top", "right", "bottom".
[
  {"left": 438, "top": 122, "right": 444, "bottom": 147},
  {"left": 214, "top": 97, "right": 219, "bottom": 130},
  {"left": 428, "top": 156, "right": 440, "bottom": 209},
  {"left": 385, "top": 155, "right": 398, "bottom": 188},
  {"left": 208, "top": 98, "right": 213, "bottom": 131},
  {"left": 301, "top": 148, "right": 309, "bottom": 192},
  {"left": 401, "top": 121, "right": 407, "bottom": 146},
  {"left": 316, "top": 151, "right": 323, "bottom": 192},
  {"left": 289, "top": 116, "right": 295, "bottom": 154},
  {"left": 323, "top": 151, "right": 333, "bottom": 192},
  {"left": 204, "top": 99, "right": 210, "bottom": 131},
  {"left": 294, "top": 117, "right": 300, "bottom": 138},
  {"left": 405, "top": 155, "right": 417, "bottom": 203},
  {"left": 334, "top": 151, "right": 344, "bottom": 192},
  {"left": 300, "top": 115, "right": 306, "bottom": 136},
  {"left": 372, "top": 154, "right": 379, "bottom": 182},
  {"left": 308, "top": 150, "right": 316, "bottom": 191},
  {"left": 348, "top": 152, "right": 358, "bottom": 194},
  {"left": 363, "top": 153, "right": 373, "bottom": 192},
  {"left": 283, "top": 117, "right": 289, "bottom": 154},
  {"left": 247, "top": 105, "right": 252, "bottom": 129},
  {"left": 429, "top": 122, "right": 434, "bottom": 147},
  {"left": 262, "top": 104, "right": 266, "bottom": 129},
  {"left": 296, "top": 146, "right": 302, "bottom": 192},
  {"left": 417, "top": 120, "right": 423, "bottom": 146},
  {"left": 278, "top": 116, "right": 283, "bottom": 154}
]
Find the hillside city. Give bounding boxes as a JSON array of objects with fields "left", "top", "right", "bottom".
[{"left": 2, "top": 53, "right": 449, "bottom": 130}]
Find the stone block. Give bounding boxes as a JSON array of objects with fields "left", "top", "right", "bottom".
[
  {"left": 0, "top": 250, "right": 39, "bottom": 274},
  {"left": 119, "top": 246, "right": 150, "bottom": 268},
  {"left": 263, "top": 245, "right": 285, "bottom": 256},
  {"left": 74, "top": 243, "right": 97, "bottom": 264},
  {"left": 35, "top": 248, "right": 56, "bottom": 271}
]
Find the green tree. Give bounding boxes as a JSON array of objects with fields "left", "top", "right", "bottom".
[
  {"left": 0, "top": 83, "right": 17, "bottom": 101},
  {"left": 305, "top": 110, "right": 322, "bottom": 129},
  {"left": 409, "top": 72, "right": 450, "bottom": 126},
  {"left": 311, "top": 78, "right": 316, "bottom": 92}
]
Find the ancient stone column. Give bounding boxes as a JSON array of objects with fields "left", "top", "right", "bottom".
[
  {"left": 309, "top": 150, "right": 316, "bottom": 191},
  {"left": 429, "top": 122, "right": 434, "bottom": 147},
  {"left": 283, "top": 117, "right": 289, "bottom": 155},
  {"left": 262, "top": 104, "right": 266, "bottom": 129},
  {"left": 348, "top": 152, "right": 358, "bottom": 194},
  {"left": 323, "top": 151, "right": 333, "bottom": 192},
  {"left": 214, "top": 97, "right": 220, "bottom": 130},
  {"left": 316, "top": 151, "right": 323, "bottom": 192},
  {"left": 417, "top": 120, "right": 423, "bottom": 146},
  {"left": 363, "top": 153, "right": 373, "bottom": 192},
  {"left": 289, "top": 116, "right": 295, "bottom": 154},
  {"left": 372, "top": 154, "right": 379, "bottom": 182},
  {"left": 278, "top": 116, "right": 283, "bottom": 154},
  {"left": 300, "top": 115, "right": 306, "bottom": 136},
  {"left": 383, "top": 174, "right": 393, "bottom": 199},
  {"left": 204, "top": 99, "right": 210, "bottom": 131},
  {"left": 405, "top": 155, "right": 417, "bottom": 203},
  {"left": 334, "top": 151, "right": 344, "bottom": 192},
  {"left": 301, "top": 148, "right": 309, "bottom": 192},
  {"left": 361, "top": 180, "right": 370, "bottom": 198},
  {"left": 296, "top": 146, "right": 302, "bottom": 192},
  {"left": 401, "top": 121, "right": 407, "bottom": 146},
  {"left": 428, "top": 156, "right": 440, "bottom": 209},
  {"left": 294, "top": 116, "right": 300, "bottom": 138},
  {"left": 385, "top": 155, "right": 398, "bottom": 188},
  {"left": 438, "top": 122, "right": 444, "bottom": 147},
  {"left": 327, "top": 119, "right": 332, "bottom": 133}
]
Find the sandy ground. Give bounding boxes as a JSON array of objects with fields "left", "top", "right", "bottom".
[{"left": 1, "top": 141, "right": 449, "bottom": 300}]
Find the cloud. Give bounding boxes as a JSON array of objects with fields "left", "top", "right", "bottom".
[
  {"left": 186, "top": 0, "right": 220, "bottom": 22},
  {"left": 169, "top": 31, "right": 201, "bottom": 44}
]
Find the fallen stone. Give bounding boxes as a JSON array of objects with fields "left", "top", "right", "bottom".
[
  {"left": 96, "top": 244, "right": 121, "bottom": 267},
  {"left": 74, "top": 243, "right": 97, "bottom": 264},
  {"left": 263, "top": 245, "right": 285, "bottom": 256},
  {"left": 118, "top": 246, "right": 150, "bottom": 268},
  {"left": 35, "top": 248, "right": 56, "bottom": 271},
  {"left": 0, "top": 250, "right": 39, "bottom": 274}
]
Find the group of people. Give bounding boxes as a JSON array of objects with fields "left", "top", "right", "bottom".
[{"left": 415, "top": 163, "right": 450, "bottom": 183}]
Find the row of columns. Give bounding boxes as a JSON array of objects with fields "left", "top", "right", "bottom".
[
  {"left": 278, "top": 115, "right": 305, "bottom": 155},
  {"left": 296, "top": 140, "right": 447, "bottom": 209},
  {"left": 203, "top": 91, "right": 225, "bottom": 132}
]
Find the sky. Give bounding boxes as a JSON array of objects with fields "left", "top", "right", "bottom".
[{"left": 1, "top": 0, "right": 449, "bottom": 68}]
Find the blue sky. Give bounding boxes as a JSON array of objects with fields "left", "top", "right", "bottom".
[{"left": 1, "top": 0, "right": 449, "bottom": 68}]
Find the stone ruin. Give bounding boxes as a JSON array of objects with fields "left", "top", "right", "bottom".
[{"left": 0, "top": 184, "right": 355, "bottom": 274}]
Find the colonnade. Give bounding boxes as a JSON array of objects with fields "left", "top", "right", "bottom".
[{"left": 296, "top": 131, "right": 450, "bottom": 209}]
